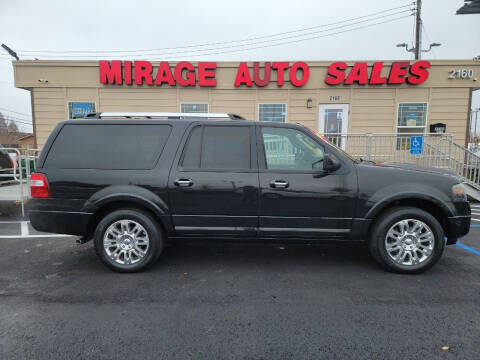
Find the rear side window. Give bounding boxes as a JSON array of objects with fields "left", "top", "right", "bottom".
[
  {"left": 181, "top": 125, "right": 251, "bottom": 170},
  {"left": 44, "top": 124, "right": 171, "bottom": 169}
]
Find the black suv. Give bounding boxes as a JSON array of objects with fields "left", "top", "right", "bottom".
[{"left": 28, "top": 112, "right": 471, "bottom": 273}]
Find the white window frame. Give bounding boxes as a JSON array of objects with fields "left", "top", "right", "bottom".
[
  {"left": 180, "top": 103, "right": 209, "bottom": 113},
  {"left": 258, "top": 103, "right": 287, "bottom": 123},
  {"left": 67, "top": 101, "right": 97, "bottom": 120},
  {"left": 395, "top": 102, "right": 429, "bottom": 135}
]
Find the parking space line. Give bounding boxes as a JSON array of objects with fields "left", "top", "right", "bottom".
[
  {"left": 456, "top": 242, "right": 480, "bottom": 256},
  {"left": 21, "top": 221, "right": 29, "bottom": 236},
  {"left": 0, "top": 220, "right": 72, "bottom": 239},
  {"left": 0, "top": 234, "right": 73, "bottom": 239}
]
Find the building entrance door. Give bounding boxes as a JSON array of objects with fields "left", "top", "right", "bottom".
[{"left": 318, "top": 104, "right": 349, "bottom": 149}]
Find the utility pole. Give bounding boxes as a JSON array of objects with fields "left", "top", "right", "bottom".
[
  {"left": 396, "top": 0, "right": 440, "bottom": 56},
  {"left": 414, "top": 0, "right": 422, "bottom": 60}
]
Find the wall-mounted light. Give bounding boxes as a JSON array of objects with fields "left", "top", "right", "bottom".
[
  {"left": 306, "top": 98, "right": 313, "bottom": 109},
  {"left": 38, "top": 79, "right": 48, "bottom": 83}
]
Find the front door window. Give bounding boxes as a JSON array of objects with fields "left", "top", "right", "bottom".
[
  {"left": 318, "top": 104, "right": 349, "bottom": 149},
  {"left": 261, "top": 127, "right": 324, "bottom": 171}
]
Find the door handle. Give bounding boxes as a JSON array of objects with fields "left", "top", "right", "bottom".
[
  {"left": 270, "top": 180, "right": 289, "bottom": 189},
  {"left": 174, "top": 178, "right": 193, "bottom": 187}
]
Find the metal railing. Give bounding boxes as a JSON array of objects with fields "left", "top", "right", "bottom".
[
  {"left": 0, "top": 148, "right": 41, "bottom": 217},
  {"left": 322, "top": 133, "right": 480, "bottom": 190}
]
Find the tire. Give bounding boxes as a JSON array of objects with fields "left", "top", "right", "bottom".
[
  {"left": 368, "top": 206, "right": 445, "bottom": 274},
  {"left": 94, "top": 208, "right": 164, "bottom": 273}
]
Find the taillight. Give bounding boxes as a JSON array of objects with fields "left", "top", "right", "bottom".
[
  {"left": 9, "top": 156, "right": 14, "bottom": 169},
  {"left": 30, "top": 173, "right": 51, "bottom": 198}
]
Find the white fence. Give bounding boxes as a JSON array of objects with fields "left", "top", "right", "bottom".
[{"left": 323, "top": 133, "right": 480, "bottom": 190}]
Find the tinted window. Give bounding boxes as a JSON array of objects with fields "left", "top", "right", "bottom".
[
  {"left": 262, "top": 127, "right": 324, "bottom": 171},
  {"left": 45, "top": 124, "right": 171, "bottom": 169},
  {"left": 181, "top": 126, "right": 202, "bottom": 169},
  {"left": 182, "top": 126, "right": 251, "bottom": 170}
]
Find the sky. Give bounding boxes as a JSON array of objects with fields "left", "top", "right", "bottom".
[{"left": 0, "top": 0, "right": 479, "bottom": 133}]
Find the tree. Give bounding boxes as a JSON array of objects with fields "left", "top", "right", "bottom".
[
  {"left": 7, "top": 120, "right": 18, "bottom": 133},
  {"left": 0, "top": 112, "right": 7, "bottom": 134}
]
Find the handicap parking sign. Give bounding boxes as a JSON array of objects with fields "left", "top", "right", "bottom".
[{"left": 410, "top": 136, "right": 423, "bottom": 155}]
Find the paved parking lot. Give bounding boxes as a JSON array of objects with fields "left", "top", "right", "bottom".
[{"left": 1, "top": 216, "right": 479, "bottom": 359}]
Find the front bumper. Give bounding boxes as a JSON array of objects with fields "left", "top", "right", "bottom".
[{"left": 446, "top": 215, "right": 471, "bottom": 244}]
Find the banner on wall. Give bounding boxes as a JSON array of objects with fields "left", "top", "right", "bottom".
[{"left": 69, "top": 102, "right": 96, "bottom": 119}]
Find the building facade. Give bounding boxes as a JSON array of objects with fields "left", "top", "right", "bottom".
[{"left": 12, "top": 60, "right": 480, "bottom": 149}]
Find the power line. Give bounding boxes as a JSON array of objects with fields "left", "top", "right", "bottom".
[
  {"left": 0, "top": 107, "right": 31, "bottom": 118},
  {"left": 16, "top": 11, "right": 413, "bottom": 60},
  {"left": 422, "top": 23, "right": 437, "bottom": 59},
  {"left": 3, "top": 115, "right": 33, "bottom": 123},
  {"left": 0, "top": 113, "right": 33, "bottom": 124},
  {"left": 151, "top": 15, "right": 412, "bottom": 60},
  {"left": 2, "top": 117, "right": 33, "bottom": 126},
  {"left": 18, "top": 3, "right": 413, "bottom": 56}
]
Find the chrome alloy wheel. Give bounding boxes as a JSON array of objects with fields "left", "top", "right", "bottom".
[
  {"left": 385, "top": 219, "right": 435, "bottom": 266},
  {"left": 103, "top": 220, "right": 150, "bottom": 265}
]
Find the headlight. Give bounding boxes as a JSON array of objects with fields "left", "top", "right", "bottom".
[{"left": 452, "top": 184, "right": 467, "bottom": 202}]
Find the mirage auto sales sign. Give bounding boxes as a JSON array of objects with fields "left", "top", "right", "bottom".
[{"left": 99, "top": 60, "right": 431, "bottom": 87}]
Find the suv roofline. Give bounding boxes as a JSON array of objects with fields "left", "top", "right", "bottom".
[{"left": 84, "top": 112, "right": 246, "bottom": 120}]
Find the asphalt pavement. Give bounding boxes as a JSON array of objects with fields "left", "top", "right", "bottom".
[{"left": 0, "top": 219, "right": 479, "bottom": 359}]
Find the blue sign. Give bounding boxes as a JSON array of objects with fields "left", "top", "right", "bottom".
[
  {"left": 410, "top": 136, "right": 423, "bottom": 155},
  {"left": 70, "top": 102, "right": 95, "bottom": 119}
]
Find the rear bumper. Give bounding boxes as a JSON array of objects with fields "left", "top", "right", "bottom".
[
  {"left": 29, "top": 210, "right": 93, "bottom": 236},
  {"left": 446, "top": 215, "right": 471, "bottom": 244}
]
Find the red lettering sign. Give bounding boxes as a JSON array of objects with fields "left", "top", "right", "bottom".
[
  {"left": 175, "top": 61, "right": 195, "bottom": 86},
  {"left": 124, "top": 61, "right": 132, "bottom": 85},
  {"left": 407, "top": 60, "right": 430, "bottom": 84},
  {"left": 154, "top": 62, "right": 175, "bottom": 86},
  {"left": 99, "top": 60, "right": 430, "bottom": 87},
  {"left": 344, "top": 62, "right": 368, "bottom": 85},
  {"left": 290, "top": 62, "right": 309, "bottom": 87},
  {"left": 135, "top": 61, "right": 153, "bottom": 85},
  {"left": 272, "top": 62, "right": 289, "bottom": 86},
  {"left": 234, "top": 62, "right": 253, "bottom": 87},
  {"left": 325, "top": 62, "right": 347, "bottom": 85},
  {"left": 99, "top": 60, "right": 123, "bottom": 85},
  {"left": 325, "top": 61, "right": 430, "bottom": 85},
  {"left": 253, "top": 62, "right": 271, "bottom": 87},
  {"left": 369, "top": 62, "right": 386, "bottom": 85},
  {"left": 198, "top": 62, "right": 217, "bottom": 86},
  {"left": 387, "top": 61, "right": 409, "bottom": 84}
]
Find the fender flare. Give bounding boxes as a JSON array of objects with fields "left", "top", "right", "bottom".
[
  {"left": 365, "top": 192, "right": 455, "bottom": 220},
  {"left": 82, "top": 185, "right": 172, "bottom": 232}
]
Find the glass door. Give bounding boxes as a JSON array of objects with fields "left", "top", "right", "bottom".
[{"left": 318, "top": 104, "right": 349, "bottom": 149}]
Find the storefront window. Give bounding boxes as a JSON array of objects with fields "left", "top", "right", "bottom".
[
  {"left": 259, "top": 104, "right": 286, "bottom": 122},
  {"left": 181, "top": 103, "right": 208, "bottom": 113},
  {"left": 68, "top": 102, "right": 96, "bottom": 119},
  {"left": 397, "top": 102, "right": 427, "bottom": 150},
  {"left": 397, "top": 103, "right": 427, "bottom": 133}
]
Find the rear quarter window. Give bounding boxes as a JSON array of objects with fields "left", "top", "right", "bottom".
[{"left": 44, "top": 124, "right": 171, "bottom": 169}]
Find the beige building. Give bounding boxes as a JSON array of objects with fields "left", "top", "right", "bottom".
[{"left": 12, "top": 60, "right": 480, "bottom": 149}]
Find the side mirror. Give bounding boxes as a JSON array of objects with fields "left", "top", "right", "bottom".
[{"left": 323, "top": 154, "right": 341, "bottom": 172}]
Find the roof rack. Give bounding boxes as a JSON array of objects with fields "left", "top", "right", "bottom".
[{"left": 84, "top": 112, "right": 246, "bottom": 120}]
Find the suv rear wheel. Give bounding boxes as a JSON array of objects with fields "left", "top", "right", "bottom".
[
  {"left": 94, "top": 209, "right": 164, "bottom": 272},
  {"left": 369, "top": 206, "right": 445, "bottom": 274}
]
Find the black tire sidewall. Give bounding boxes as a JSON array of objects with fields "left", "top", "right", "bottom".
[
  {"left": 94, "top": 209, "right": 163, "bottom": 272},
  {"left": 372, "top": 207, "right": 445, "bottom": 274}
]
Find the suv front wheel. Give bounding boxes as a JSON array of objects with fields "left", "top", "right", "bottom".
[
  {"left": 369, "top": 206, "right": 445, "bottom": 274},
  {"left": 94, "top": 209, "right": 164, "bottom": 272}
]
